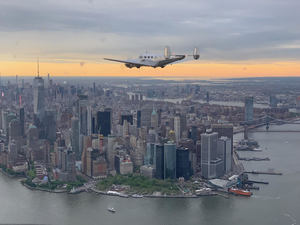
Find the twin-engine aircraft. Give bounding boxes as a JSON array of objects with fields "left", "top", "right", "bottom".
[{"left": 104, "top": 46, "right": 200, "bottom": 68}]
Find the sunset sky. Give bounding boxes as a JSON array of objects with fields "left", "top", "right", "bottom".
[{"left": 0, "top": 0, "right": 300, "bottom": 78}]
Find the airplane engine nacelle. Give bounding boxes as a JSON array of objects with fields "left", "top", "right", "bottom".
[
  {"left": 193, "top": 47, "right": 200, "bottom": 60},
  {"left": 164, "top": 46, "right": 171, "bottom": 59},
  {"left": 125, "top": 63, "right": 133, "bottom": 68}
]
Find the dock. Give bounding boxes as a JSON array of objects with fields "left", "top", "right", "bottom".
[
  {"left": 237, "top": 157, "right": 270, "bottom": 161},
  {"left": 244, "top": 171, "right": 282, "bottom": 175},
  {"left": 246, "top": 180, "right": 269, "bottom": 185}
]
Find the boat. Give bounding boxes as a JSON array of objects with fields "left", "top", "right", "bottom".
[
  {"left": 132, "top": 194, "right": 143, "bottom": 198},
  {"left": 107, "top": 207, "right": 116, "bottom": 213},
  {"left": 228, "top": 187, "right": 252, "bottom": 197}
]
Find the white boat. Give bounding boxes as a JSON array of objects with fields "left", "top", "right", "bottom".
[
  {"left": 107, "top": 207, "right": 116, "bottom": 213},
  {"left": 132, "top": 194, "right": 143, "bottom": 198}
]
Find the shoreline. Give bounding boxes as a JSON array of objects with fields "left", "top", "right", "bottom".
[
  {"left": 12, "top": 172, "right": 221, "bottom": 199},
  {"left": 21, "top": 181, "right": 68, "bottom": 193},
  {"left": 0, "top": 168, "right": 25, "bottom": 179},
  {"left": 89, "top": 187, "right": 219, "bottom": 199},
  {"left": 0, "top": 163, "right": 237, "bottom": 199}
]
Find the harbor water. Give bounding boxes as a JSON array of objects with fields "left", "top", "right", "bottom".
[{"left": 0, "top": 123, "right": 299, "bottom": 225}]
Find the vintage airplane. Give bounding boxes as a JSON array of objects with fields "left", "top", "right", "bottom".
[{"left": 103, "top": 46, "right": 199, "bottom": 68}]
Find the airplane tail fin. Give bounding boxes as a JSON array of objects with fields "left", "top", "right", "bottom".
[
  {"left": 164, "top": 46, "right": 171, "bottom": 59},
  {"left": 193, "top": 47, "right": 200, "bottom": 60}
]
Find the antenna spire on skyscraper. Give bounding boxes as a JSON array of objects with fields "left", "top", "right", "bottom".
[{"left": 37, "top": 57, "right": 40, "bottom": 77}]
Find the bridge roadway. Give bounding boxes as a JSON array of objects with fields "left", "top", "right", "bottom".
[{"left": 234, "top": 118, "right": 300, "bottom": 134}]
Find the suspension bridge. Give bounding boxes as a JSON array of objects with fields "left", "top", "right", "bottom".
[{"left": 234, "top": 115, "right": 300, "bottom": 134}]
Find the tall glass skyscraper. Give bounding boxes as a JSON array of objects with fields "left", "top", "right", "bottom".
[
  {"left": 164, "top": 141, "right": 176, "bottom": 179},
  {"left": 33, "top": 76, "right": 45, "bottom": 119},
  {"left": 154, "top": 144, "right": 164, "bottom": 179},
  {"left": 96, "top": 108, "right": 112, "bottom": 137}
]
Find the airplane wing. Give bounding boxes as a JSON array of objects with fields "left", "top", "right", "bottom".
[
  {"left": 155, "top": 55, "right": 185, "bottom": 67},
  {"left": 103, "top": 58, "right": 150, "bottom": 67}
]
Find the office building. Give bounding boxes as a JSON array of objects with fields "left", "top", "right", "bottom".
[
  {"left": 212, "top": 124, "right": 234, "bottom": 154},
  {"left": 33, "top": 76, "right": 45, "bottom": 119},
  {"left": 201, "top": 132, "right": 223, "bottom": 179},
  {"left": 107, "top": 135, "right": 116, "bottom": 170},
  {"left": 150, "top": 109, "right": 159, "bottom": 129},
  {"left": 176, "top": 147, "right": 192, "bottom": 180},
  {"left": 120, "top": 114, "right": 133, "bottom": 125},
  {"left": 154, "top": 144, "right": 164, "bottom": 179},
  {"left": 141, "top": 106, "right": 152, "bottom": 128},
  {"left": 115, "top": 154, "right": 133, "bottom": 175},
  {"left": 164, "top": 141, "right": 176, "bottom": 179},
  {"left": 78, "top": 95, "right": 89, "bottom": 135},
  {"left": 244, "top": 96, "right": 254, "bottom": 123},
  {"left": 96, "top": 108, "right": 111, "bottom": 136},
  {"left": 217, "top": 136, "right": 232, "bottom": 174},
  {"left": 270, "top": 95, "right": 278, "bottom": 108},
  {"left": 136, "top": 110, "right": 141, "bottom": 128},
  {"left": 174, "top": 115, "right": 180, "bottom": 144},
  {"left": 180, "top": 113, "right": 187, "bottom": 137},
  {"left": 19, "top": 107, "right": 25, "bottom": 136},
  {"left": 145, "top": 142, "right": 155, "bottom": 165},
  {"left": 71, "top": 117, "right": 80, "bottom": 160},
  {"left": 140, "top": 165, "right": 155, "bottom": 178},
  {"left": 44, "top": 110, "right": 56, "bottom": 143}
]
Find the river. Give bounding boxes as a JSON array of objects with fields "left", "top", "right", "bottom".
[
  {"left": 0, "top": 123, "right": 299, "bottom": 225},
  {"left": 143, "top": 96, "right": 269, "bottom": 108}
]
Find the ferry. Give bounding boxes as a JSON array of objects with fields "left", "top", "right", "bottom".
[
  {"left": 228, "top": 187, "right": 252, "bottom": 197},
  {"left": 107, "top": 207, "right": 116, "bottom": 213}
]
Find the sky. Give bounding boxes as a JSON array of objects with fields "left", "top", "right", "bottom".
[{"left": 0, "top": 0, "right": 300, "bottom": 77}]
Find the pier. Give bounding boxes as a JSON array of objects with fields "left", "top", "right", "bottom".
[
  {"left": 246, "top": 180, "right": 269, "bottom": 185},
  {"left": 244, "top": 171, "right": 282, "bottom": 175},
  {"left": 237, "top": 156, "right": 270, "bottom": 161}
]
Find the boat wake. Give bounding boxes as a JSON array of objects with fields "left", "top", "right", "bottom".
[
  {"left": 283, "top": 213, "right": 297, "bottom": 225},
  {"left": 252, "top": 195, "right": 280, "bottom": 200}
]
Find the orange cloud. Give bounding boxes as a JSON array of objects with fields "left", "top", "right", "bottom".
[{"left": 1, "top": 60, "right": 300, "bottom": 78}]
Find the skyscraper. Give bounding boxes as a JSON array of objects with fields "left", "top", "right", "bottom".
[
  {"left": 107, "top": 135, "right": 116, "bottom": 170},
  {"left": 145, "top": 142, "right": 155, "bottom": 165},
  {"left": 150, "top": 109, "right": 158, "bottom": 129},
  {"left": 120, "top": 114, "right": 133, "bottom": 125},
  {"left": 96, "top": 108, "right": 111, "bottom": 137},
  {"left": 164, "top": 141, "right": 176, "bottom": 179},
  {"left": 201, "top": 132, "right": 223, "bottom": 179},
  {"left": 174, "top": 115, "right": 180, "bottom": 144},
  {"left": 176, "top": 147, "right": 192, "bottom": 180},
  {"left": 19, "top": 107, "right": 24, "bottom": 137},
  {"left": 217, "top": 136, "right": 232, "bottom": 174},
  {"left": 154, "top": 144, "right": 164, "bottom": 179},
  {"left": 44, "top": 110, "right": 56, "bottom": 143},
  {"left": 244, "top": 96, "right": 254, "bottom": 123},
  {"left": 136, "top": 110, "right": 141, "bottom": 128},
  {"left": 212, "top": 124, "right": 234, "bottom": 154},
  {"left": 33, "top": 76, "right": 45, "bottom": 119},
  {"left": 71, "top": 117, "right": 80, "bottom": 160},
  {"left": 141, "top": 106, "right": 152, "bottom": 128},
  {"left": 78, "top": 95, "right": 89, "bottom": 135}
]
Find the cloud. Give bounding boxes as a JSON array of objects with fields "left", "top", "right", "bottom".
[{"left": 0, "top": 0, "right": 300, "bottom": 62}]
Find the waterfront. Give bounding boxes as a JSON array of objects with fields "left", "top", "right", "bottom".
[
  {"left": 143, "top": 96, "right": 269, "bottom": 108},
  {"left": 0, "top": 123, "right": 299, "bottom": 225}
]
